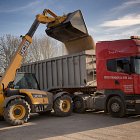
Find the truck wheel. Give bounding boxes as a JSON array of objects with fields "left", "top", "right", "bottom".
[
  {"left": 73, "top": 96, "right": 86, "bottom": 113},
  {"left": 107, "top": 96, "right": 125, "bottom": 118},
  {"left": 4, "top": 99, "right": 31, "bottom": 125},
  {"left": 54, "top": 95, "right": 72, "bottom": 117}
]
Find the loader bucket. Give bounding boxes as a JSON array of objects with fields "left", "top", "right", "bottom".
[{"left": 46, "top": 10, "right": 88, "bottom": 42}]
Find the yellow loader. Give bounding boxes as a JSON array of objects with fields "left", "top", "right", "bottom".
[{"left": 0, "top": 8, "right": 92, "bottom": 125}]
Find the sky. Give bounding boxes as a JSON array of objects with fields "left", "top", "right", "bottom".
[{"left": 0, "top": 0, "right": 139, "bottom": 42}]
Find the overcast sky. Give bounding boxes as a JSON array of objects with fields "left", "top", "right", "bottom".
[{"left": 0, "top": 0, "right": 139, "bottom": 42}]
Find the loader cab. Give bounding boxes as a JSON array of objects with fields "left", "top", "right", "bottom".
[{"left": 12, "top": 72, "right": 40, "bottom": 90}]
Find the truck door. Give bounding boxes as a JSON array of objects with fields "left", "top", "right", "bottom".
[
  {"left": 106, "top": 57, "right": 134, "bottom": 93},
  {"left": 116, "top": 58, "right": 134, "bottom": 94}
]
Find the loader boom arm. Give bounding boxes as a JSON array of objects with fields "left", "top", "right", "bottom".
[{"left": 0, "top": 9, "right": 66, "bottom": 90}]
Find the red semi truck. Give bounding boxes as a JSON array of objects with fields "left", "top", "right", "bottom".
[
  {"left": 18, "top": 36, "right": 140, "bottom": 117},
  {"left": 14, "top": 9, "right": 140, "bottom": 117},
  {"left": 96, "top": 36, "right": 140, "bottom": 117}
]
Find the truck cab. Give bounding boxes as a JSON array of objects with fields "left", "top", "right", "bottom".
[{"left": 96, "top": 36, "right": 140, "bottom": 117}]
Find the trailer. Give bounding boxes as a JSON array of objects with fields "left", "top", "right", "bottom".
[{"left": 20, "top": 50, "right": 96, "bottom": 91}]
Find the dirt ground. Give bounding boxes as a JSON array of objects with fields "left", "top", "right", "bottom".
[{"left": 0, "top": 112, "right": 140, "bottom": 140}]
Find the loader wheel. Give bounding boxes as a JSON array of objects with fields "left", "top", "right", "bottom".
[
  {"left": 54, "top": 95, "right": 72, "bottom": 117},
  {"left": 4, "top": 99, "right": 31, "bottom": 125},
  {"left": 73, "top": 96, "right": 86, "bottom": 113},
  {"left": 107, "top": 96, "right": 125, "bottom": 118}
]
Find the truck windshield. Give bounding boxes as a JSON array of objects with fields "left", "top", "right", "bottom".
[
  {"left": 134, "top": 58, "right": 140, "bottom": 74},
  {"left": 14, "top": 73, "right": 39, "bottom": 89}
]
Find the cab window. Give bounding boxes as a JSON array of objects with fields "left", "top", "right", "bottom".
[{"left": 107, "top": 58, "right": 130, "bottom": 73}]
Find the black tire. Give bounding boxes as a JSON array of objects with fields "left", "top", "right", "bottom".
[
  {"left": 0, "top": 116, "right": 4, "bottom": 121},
  {"left": 73, "top": 96, "right": 86, "bottom": 113},
  {"left": 38, "top": 110, "right": 52, "bottom": 115},
  {"left": 107, "top": 96, "right": 125, "bottom": 118},
  {"left": 4, "top": 98, "right": 31, "bottom": 125},
  {"left": 54, "top": 95, "right": 73, "bottom": 117}
]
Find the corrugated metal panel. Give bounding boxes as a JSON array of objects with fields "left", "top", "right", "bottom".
[
  {"left": 19, "top": 50, "right": 96, "bottom": 90},
  {"left": 57, "top": 59, "right": 63, "bottom": 87}
]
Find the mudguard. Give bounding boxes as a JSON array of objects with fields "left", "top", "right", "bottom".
[
  {"left": 53, "top": 91, "right": 70, "bottom": 101},
  {"left": 3, "top": 95, "right": 25, "bottom": 108}
]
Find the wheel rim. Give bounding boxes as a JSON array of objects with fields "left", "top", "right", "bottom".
[
  {"left": 12, "top": 105, "right": 26, "bottom": 120},
  {"left": 60, "top": 100, "right": 70, "bottom": 112},
  {"left": 111, "top": 102, "right": 120, "bottom": 112}
]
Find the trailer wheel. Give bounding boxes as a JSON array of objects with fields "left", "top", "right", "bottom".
[
  {"left": 107, "top": 96, "right": 125, "bottom": 118},
  {"left": 54, "top": 95, "right": 72, "bottom": 117},
  {"left": 4, "top": 99, "right": 30, "bottom": 125},
  {"left": 73, "top": 96, "right": 86, "bottom": 113}
]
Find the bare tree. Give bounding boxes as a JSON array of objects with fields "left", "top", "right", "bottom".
[
  {"left": 23, "top": 36, "right": 41, "bottom": 63},
  {"left": 0, "top": 34, "right": 20, "bottom": 73},
  {"left": 25, "top": 35, "right": 63, "bottom": 63}
]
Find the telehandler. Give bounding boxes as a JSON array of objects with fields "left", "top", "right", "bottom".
[{"left": 0, "top": 9, "right": 87, "bottom": 125}]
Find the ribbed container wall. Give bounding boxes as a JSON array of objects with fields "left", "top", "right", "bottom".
[{"left": 19, "top": 50, "right": 96, "bottom": 90}]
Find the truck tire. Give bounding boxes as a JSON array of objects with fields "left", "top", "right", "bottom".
[
  {"left": 4, "top": 99, "right": 31, "bottom": 125},
  {"left": 54, "top": 95, "right": 72, "bottom": 117},
  {"left": 107, "top": 96, "right": 125, "bottom": 118},
  {"left": 73, "top": 96, "right": 86, "bottom": 113}
]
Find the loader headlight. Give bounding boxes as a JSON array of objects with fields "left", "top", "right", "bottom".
[{"left": 32, "top": 94, "right": 47, "bottom": 98}]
